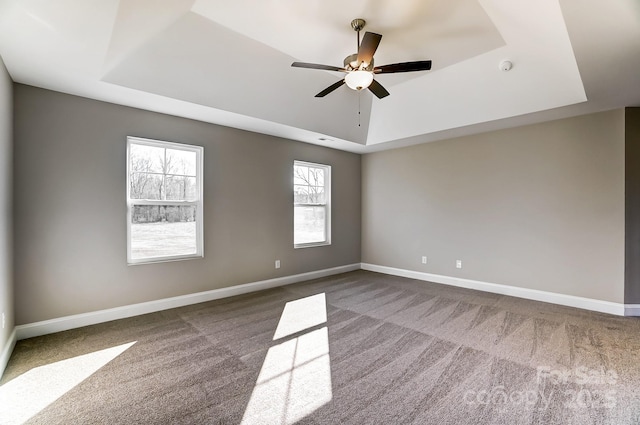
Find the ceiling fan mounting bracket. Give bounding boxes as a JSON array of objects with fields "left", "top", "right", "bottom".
[{"left": 351, "top": 19, "right": 366, "bottom": 32}]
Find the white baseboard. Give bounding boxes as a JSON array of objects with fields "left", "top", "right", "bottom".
[
  {"left": 1, "top": 328, "right": 17, "bottom": 378},
  {"left": 360, "top": 263, "right": 631, "bottom": 317},
  {"left": 12, "top": 262, "right": 639, "bottom": 343},
  {"left": 15, "top": 263, "right": 360, "bottom": 341},
  {"left": 624, "top": 304, "right": 640, "bottom": 316}
]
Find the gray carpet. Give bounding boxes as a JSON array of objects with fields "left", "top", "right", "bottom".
[{"left": 3, "top": 270, "right": 640, "bottom": 424}]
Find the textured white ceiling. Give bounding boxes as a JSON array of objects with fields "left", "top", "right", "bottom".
[{"left": 0, "top": 0, "right": 639, "bottom": 153}]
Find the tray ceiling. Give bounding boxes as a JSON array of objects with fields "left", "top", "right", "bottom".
[{"left": 0, "top": 0, "right": 639, "bottom": 152}]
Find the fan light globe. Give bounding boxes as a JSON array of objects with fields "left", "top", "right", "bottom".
[{"left": 345, "top": 70, "right": 374, "bottom": 91}]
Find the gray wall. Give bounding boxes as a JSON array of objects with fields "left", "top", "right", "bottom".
[
  {"left": 0, "top": 58, "right": 13, "bottom": 359},
  {"left": 362, "top": 110, "right": 625, "bottom": 303},
  {"left": 625, "top": 107, "right": 640, "bottom": 304},
  {"left": 13, "top": 84, "right": 361, "bottom": 325}
]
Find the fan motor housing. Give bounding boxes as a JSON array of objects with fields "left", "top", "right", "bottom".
[{"left": 344, "top": 54, "right": 374, "bottom": 71}]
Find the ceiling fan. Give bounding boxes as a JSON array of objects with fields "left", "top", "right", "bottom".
[{"left": 292, "top": 18, "right": 432, "bottom": 99}]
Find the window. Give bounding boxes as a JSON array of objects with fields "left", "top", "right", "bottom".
[
  {"left": 294, "top": 160, "right": 331, "bottom": 247},
  {"left": 127, "top": 137, "right": 203, "bottom": 264}
]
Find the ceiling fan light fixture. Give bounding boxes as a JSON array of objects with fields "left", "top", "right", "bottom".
[{"left": 345, "top": 70, "right": 373, "bottom": 91}]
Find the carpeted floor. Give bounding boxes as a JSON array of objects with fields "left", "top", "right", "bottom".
[{"left": 2, "top": 270, "right": 640, "bottom": 424}]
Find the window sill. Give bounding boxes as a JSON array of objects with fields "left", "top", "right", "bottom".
[
  {"left": 128, "top": 254, "right": 203, "bottom": 266},
  {"left": 294, "top": 241, "right": 331, "bottom": 249}
]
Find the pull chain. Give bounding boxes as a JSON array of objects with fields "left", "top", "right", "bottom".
[{"left": 358, "top": 93, "right": 361, "bottom": 127}]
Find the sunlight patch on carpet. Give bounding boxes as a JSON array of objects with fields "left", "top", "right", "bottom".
[
  {"left": 243, "top": 293, "right": 332, "bottom": 424},
  {"left": 0, "top": 341, "right": 137, "bottom": 425},
  {"left": 273, "top": 293, "right": 327, "bottom": 340}
]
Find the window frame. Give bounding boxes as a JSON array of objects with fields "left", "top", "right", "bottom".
[
  {"left": 293, "top": 160, "right": 331, "bottom": 249},
  {"left": 126, "top": 136, "right": 204, "bottom": 265}
]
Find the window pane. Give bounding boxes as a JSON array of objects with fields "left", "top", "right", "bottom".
[
  {"left": 294, "top": 206, "right": 326, "bottom": 245},
  {"left": 294, "top": 165, "right": 308, "bottom": 185},
  {"left": 166, "top": 149, "right": 197, "bottom": 176},
  {"left": 166, "top": 176, "right": 197, "bottom": 201},
  {"left": 308, "top": 167, "right": 324, "bottom": 186},
  {"left": 308, "top": 187, "right": 325, "bottom": 204},
  {"left": 130, "top": 144, "right": 164, "bottom": 173},
  {"left": 129, "top": 173, "right": 163, "bottom": 200},
  {"left": 130, "top": 205, "right": 197, "bottom": 260},
  {"left": 294, "top": 185, "right": 309, "bottom": 203}
]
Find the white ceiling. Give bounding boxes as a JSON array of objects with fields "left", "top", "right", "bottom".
[{"left": 0, "top": 0, "right": 639, "bottom": 153}]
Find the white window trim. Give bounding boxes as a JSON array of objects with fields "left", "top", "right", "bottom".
[
  {"left": 126, "top": 136, "right": 204, "bottom": 265},
  {"left": 294, "top": 160, "right": 331, "bottom": 249}
]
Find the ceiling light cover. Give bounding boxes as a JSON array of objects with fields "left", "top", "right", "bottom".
[{"left": 345, "top": 71, "right": 374, "bottom": 90}]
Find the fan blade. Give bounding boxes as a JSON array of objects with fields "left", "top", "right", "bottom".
[
  {"left": 315, "top": 79, "right": 345, "bottom": 97},
  {"left": 368, "top": 79, "right": 390, "bottom": 99},
  {"left": 357, "top": 32, "right": 382, "bottom": 66},
  {"left": 292, "top": 62, "right": 346, "bottom": 72},
  {"left": 374, "top": 60, "right": 432, "bottom": 74}
]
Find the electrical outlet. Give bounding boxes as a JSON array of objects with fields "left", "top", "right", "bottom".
[
  {"left": 456, "top": 260, "right": 462, "bottom": 269},
  {"left": 275, "top": 260, "right": 281, "bottom": 269},
  {"left": 421, "top": 256, "right": 427, "bottom": 264}
]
